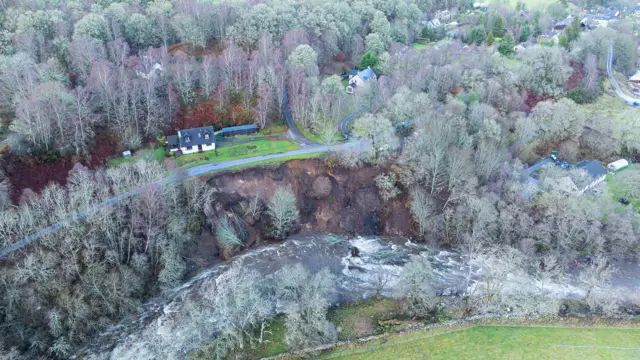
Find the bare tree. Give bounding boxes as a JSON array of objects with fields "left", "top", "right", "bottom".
[
  {"left": 254, "top": 82, "right": 273, "bottom": 128},
  {"left": 267, "top": 186, "right": 298, "bottom": 240},
  {"left": 374, "top": 265, "right": 393, "bottom": 299},
  {"left": 582, "top": 53, "right": 598, "bottom": 93},
  {"left": 375, "top": 173, "right": 400, "bottom": 201},
  {"left": 409, "top": 187, "right": 434, "bottom": 239},
  {"left": 215, "top": 216, "right": 243, "bottom": 249},
  {"left": 398, "top": 254, "right": 435, "bottom": 317},
  {"left": 579, "top": 256, "right": 616, "bottom": 302},
  {"left": 274, "top": 264, "right": 336, "bottom": 352}
]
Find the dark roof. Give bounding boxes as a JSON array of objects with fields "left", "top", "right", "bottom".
[
  {"left": 218, "top": 124, "right": 258, "bottom": 134},
  {"left": 576, "top": 160, "right": 607, "bottom": 179},
  {"left": 178, "top": 126, "right": 215, "bottom": 148},
  {"left": 554, "top": 16, "right": 574, "bottom": 29},
  {"left": 358, "top": 67, "right": 375, "bottom": 81},
  {"left": 167, "top": 135, "right": 179, "bottom": 147}
]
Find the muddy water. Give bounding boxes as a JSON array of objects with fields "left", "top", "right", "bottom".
[{"left": 77, "top": 232, "right": 637, "bottom": 358}]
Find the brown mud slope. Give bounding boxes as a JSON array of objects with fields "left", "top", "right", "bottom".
[{"left": 199, "top": 159, "right": 414, "bottom": 257}]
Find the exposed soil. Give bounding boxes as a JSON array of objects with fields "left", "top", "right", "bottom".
[
  {"left": 3, "top": 151, "right": 77, "bottom": 203},
  {"left": 1, "top": 132, "right": 124, "bottom": 203},
  {"left": 192, "top": 159, "right": 415, "bottom": 263},
  {"left": 524, "top": 91, "right": 554, "bottom": 111},
  {"left": 168, "top": 39, "right": 222, "bottom": 58},
  {"left": 564, "top": 61, "right": 584, "bottom": 91}
]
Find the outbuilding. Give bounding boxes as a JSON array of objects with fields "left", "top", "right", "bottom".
[
  {"left": 217, "top": 124, "right": 258, "bottom": 137},
  {"left": 607, "top": 159, "right": 629, "bottom": 172}
]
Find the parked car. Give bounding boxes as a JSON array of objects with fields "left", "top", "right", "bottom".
[{"left": 619, "top": 198, "right": 630, "bottom": 205}]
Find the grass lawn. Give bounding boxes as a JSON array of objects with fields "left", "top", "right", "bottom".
[
  {"left": 218, "top": 152, "right": 326, "bottom": 173},
  {"left": 300, "top": 127, "right": 345, "bottom": 145},
  {"left": 606, "top": 164, "right": 639, "bottom": 209},
  {"left": 328, "top": 298, "right": 404, "bottom": 340},
  {"left": 582, "top": 81, "right": 630, "bottom": 140},
  {"left": 107, "top": 147, "right": 165, "bottom": 167},
  {"left": 176, "top": 139, "right": 300, "bottom": 168},
  {"left": 228, "top": 123, "right": 288, "bottom": 139},
  {"left": 318, "top": 326, "right": 640, "bottom": 360},
  {"left": 412, "top": 43, "right": 427, "bottom": 50}
]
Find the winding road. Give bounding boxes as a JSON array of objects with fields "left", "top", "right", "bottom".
[{"left": 607, "top": 44, "right": 640, "bottom": 105}]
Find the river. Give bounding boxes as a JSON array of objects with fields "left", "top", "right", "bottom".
[{"left": 76, "top": 232, "right": 639, "bottom": 359}]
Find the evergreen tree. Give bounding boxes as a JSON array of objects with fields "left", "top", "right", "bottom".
[
  {"left": 360, "top": 51, "right": 380, "bottom": 70},
  {"left": 491, "top": 14, "right": 506, "bottom": 38},
  {"left": 498, "top": 33, "right": 515, "bottom": 57}
]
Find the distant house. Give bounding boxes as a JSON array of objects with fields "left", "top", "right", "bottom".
[
  {"left": 601, "top": 8, "right": 620, "bottom": 19},
  {"left": 425, "top": 18, "right": 441, "bottom": 29},
  {"left": 216, "top": 124, "right": 258, "bottom": 137},
  {"left": 435, "top": 10, "right": 451, "bottom": 20},
  {"left": 513, "top": 44, "right": 526, "bottom": 53},
  {"left": 136, "top": 63, "right": 163, "bottom": 80},
  {"left": 576, "top": 160, "right": 607, "bottom": 192},
  {"left": 346, "top": 67, "right": 376, "bottom": 94},
  {"left": 167, "top": 126, "right": 215, "bottom": 155},
  {"left": 554, "top": 15, "right": 574, "bottom": 30},
  {"left": 629, "top": 71, "right": 640, "bottom": 85}
]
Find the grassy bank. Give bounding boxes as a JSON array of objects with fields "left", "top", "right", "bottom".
[
  {"left": 176, "top": 139, "right": 300, "bottom": 168},
  {"left": 300, "top": 127, "right": 344, "bottom": 145},
  {"left": 208, "top": 152, "right": 326, "bottom": 173},
  {"left": 318, "top": 325, "right": 640, "bottom": 360}
]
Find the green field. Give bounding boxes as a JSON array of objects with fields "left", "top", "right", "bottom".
[
  {"left": 582, "top": 81, "right": 631, "bottom": 141},
  {"left": 176, "top": 139, "right": 300, "bottom": 168},
  {"left": 606, "top": 164, "right": 639, "bottom": 209},
  {"left": 318, "top": 326, "right": 640, "bottom": 360},
  {"left": 107, "top": 147, "right": 165, "bottom": 167}
]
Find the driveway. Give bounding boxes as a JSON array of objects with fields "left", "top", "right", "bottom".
[{"left": 607, "top": 45, "right": 640, "bottom": 105}]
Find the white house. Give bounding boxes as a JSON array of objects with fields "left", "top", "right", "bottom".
[
  {"left": 136, "top": 63, "right": 163, "bottom": 80},
  {"left": 167, "top": 126, "right": 216, "bottom": 155},
  {"left": 346, "top": 67, "right": 376, "bottom": 94}
]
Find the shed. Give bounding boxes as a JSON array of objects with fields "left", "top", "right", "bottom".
[
  {"left": 607, "top": 159, "right": 629, "bottom": 172},
  {"left": 166, "top": 135, "right": 180, "bottom": 152},
  {"left": 218, "top": 124, "right": 258, "bottom": 137},
  {"left": 122, "top": 150, "right": 132, "bottom": 158},
  {"left": 629, "top": 71, "right": 640, "bottom": 84}
]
